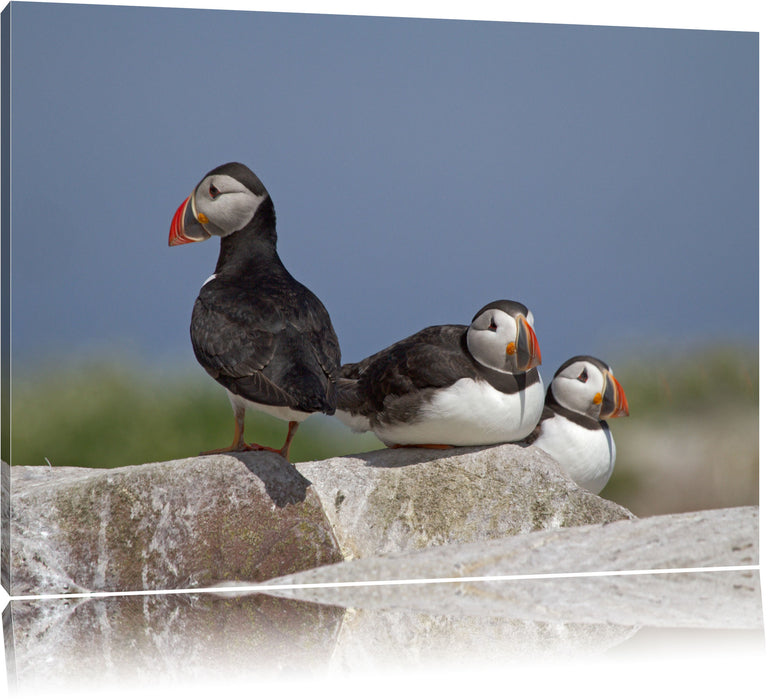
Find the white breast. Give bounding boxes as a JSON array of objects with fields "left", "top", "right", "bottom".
[
  {"left": 533, "top": 415, "right": 615, "bottom": 494},
  {"left": 373, "top": 376, "right": 545, "bottom": 447},
  {"left": 228, "top": 391, "right": 312, "bottom": 423},
  {"left": 335, "top": 408, "right": 371, "bottom": 433}
]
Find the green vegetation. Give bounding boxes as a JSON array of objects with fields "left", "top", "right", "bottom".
[
  {"left": 599, "top": 345, "right": 758, "bottom": 514},
  {"left": 10, "top": 362, "right": 382, "bottom": 468},
  {"left": 612, "top": 345, "right": 758, "bottom": 417},
  {"left": 10, "top": 346, "right": 758, "bottom": 473}
]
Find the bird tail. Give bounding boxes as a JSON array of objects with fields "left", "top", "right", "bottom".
[{"left": 334, "top": 376, "right": 362, "bottom": 412}]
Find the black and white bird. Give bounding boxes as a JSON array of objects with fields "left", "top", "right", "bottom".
[
  {"left": 524, "top": 355, "right": 629, "bottom": 494},
  {"left": 335, "top": 300, "right": 543, "bottom": 448},
  {"left": 168, "top": 162, "right": 341, "bottom": 459}
]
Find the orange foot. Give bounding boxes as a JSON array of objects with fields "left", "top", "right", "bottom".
[
  {"left": 199, "top": 440, "right": 250, "bottom": 456},
  {"left": 246, "top": 442, "right": 285, "bottom": 455},
  {"left": 200, "top": 442, "right": 289, "bottom": 458},
  {"left": 199, "top": 420, "right": 298, "bottom": 460}
]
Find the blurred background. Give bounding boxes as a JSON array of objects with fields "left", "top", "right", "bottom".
[{"left": 5, "top": 3, "right": 758, "bottom": 518}]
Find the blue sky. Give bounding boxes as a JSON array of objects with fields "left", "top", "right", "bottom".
[{"left": 7, "top": 1, "right": 758, "bottom": 381}]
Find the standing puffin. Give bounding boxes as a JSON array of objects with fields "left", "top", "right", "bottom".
[
  {"left": 168, "top": 162, "right": 341, "bottom": 459},
  {"left": 335, "top": 300, "right": 543, "bottom": 448},
  {"left": 524, "top": 356, "right": 629, "bottom": 493}
]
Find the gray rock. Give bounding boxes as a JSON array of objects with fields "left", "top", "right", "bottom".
[
  {"left": 3, "top": 444, "right": 762, "bottom": 693},
  {"left": 323, "top": 608, "right": 640, "bottom": 674},
  {"left": 3, "top": 593, "right": 345, "bottom": 693},
  {"left": 2, "top": 591, "right": 644, "bottom": 693},
  {"left": 9, "top": 454, "right": 342, "bottom": 595},
  {"left": 3, "top": 569, "right": 762, "bottom": 694},
  {"left": 295, "top": 443, "right": 634, "bottom": 559},
  {"left": 8, "top": 444, "right": 633, "bottom": 595},
  {"left": 262, "top": 506, "right": 760, "bottom": 629}
]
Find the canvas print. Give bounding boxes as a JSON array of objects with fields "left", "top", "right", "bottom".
[{"left": 0, "top": 1, "right": 761, "bottom": 694}]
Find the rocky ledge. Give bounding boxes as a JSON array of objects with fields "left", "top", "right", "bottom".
[
  {"left": 3, "top": 444, "right": 762, "bottom": 692},
  {"left": 7, "top": 443, "right": 634, "bottom": 595}
]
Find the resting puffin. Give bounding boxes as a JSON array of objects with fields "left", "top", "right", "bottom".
[
  {"left": 168, "top": 162, "right": 341, "bottom": 459},
  {"left": 335, "top": 300, "right": 543, "bottom": 448},
  {"left": 524, "top": 356, "right": 629, "bottom": 494}
]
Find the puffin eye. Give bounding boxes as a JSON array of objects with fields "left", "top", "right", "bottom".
[
  {"left": 208, "top": 183, "right": 221, "bottom": 199},
  {"left": 577, "top": 368, "right": 588, "bottom": 383},
  {"left": 488, "top": 318, "right": 498, "bottom": 331}
]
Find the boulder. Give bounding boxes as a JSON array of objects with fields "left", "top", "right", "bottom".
[
  {"left": 3, "top": 507, "right": 762, "bottom": 693},
  {"left": 3, "top": 447, "right": 762, "bottom": 693},
  {"left": 294, "top": 443, "right": 634, "bottom": 559},
  {"left": 8, "top": 454, "right": 342, "bottom": 595},
  {"left": 3, "top": 593, "right": 346, "bottom": 693},
  {"left": 7, "top": 444, "right": 633, "bottom": 595},
  {"left": 261, "top": 506, "right": 761, "bottom": 629},
  {"left": 2, "top": 591, "right": 641, "bottom": 694}
]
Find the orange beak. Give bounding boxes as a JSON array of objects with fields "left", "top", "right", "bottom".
[
  {"left": 600, "top": 371, "right": 629, "bottom": 418},
  {"left": 168, "top": 192, "right": 211, "bottom": 247},
  {"left": 514, "top": 314, "right": 542, "bottom": 371}
]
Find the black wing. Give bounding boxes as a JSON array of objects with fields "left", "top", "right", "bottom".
[
  {"left": 191, "top": 278, "right": 340, "bottom": 414},
  {"left": 338, "top": 325, "right": 475, "bottom": 417}
]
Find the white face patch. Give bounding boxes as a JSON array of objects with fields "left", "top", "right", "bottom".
[
  {"left": 193, "top": 174, "right": 265, "bottom": 238},
  {"left": 201, "top": 273, "right": 217, "bottom": 289},
  {"left": 552, "top": 361, "right": 607, "bottom": 418},
  {"left": 466, "top": 308, "right": 520, "bottom": 374}
]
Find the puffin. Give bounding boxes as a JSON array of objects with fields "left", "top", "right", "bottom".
[
  {"left": 335, "top": 299, "right": 543, "bottom": 448},
  {"left": 524, "top": 355, "right": 629, "bottom": 494},
  {"left": 168, "top": 161, "right": 341, "bottom": 459}
]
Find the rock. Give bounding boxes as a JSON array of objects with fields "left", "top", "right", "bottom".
[
  {"left": 2, "top": 591, "right": 644, "bottom": 694},
  {"left": 294, "top": 443, "right": 634, "bottom": 559},
  {"left": 3, "top": 533, "right": 763, "bottom": 694},
  {"left": 8, "top": 444, "right": 633, "bottom": 595},
  {"left": 4, "top": 444, "right": 762, "bottom": 693},
  {"left": 262, "top": 506, "right": 761, "bottom": 629},
  {"left": 3, "top": 593, "right": 345, "bottom": 693},
  {"left": 9, "top": 454, "right": 342, "bottom": 595},
  {"left": 323, "top": 608, "right": 640, "bottom": 674}
]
